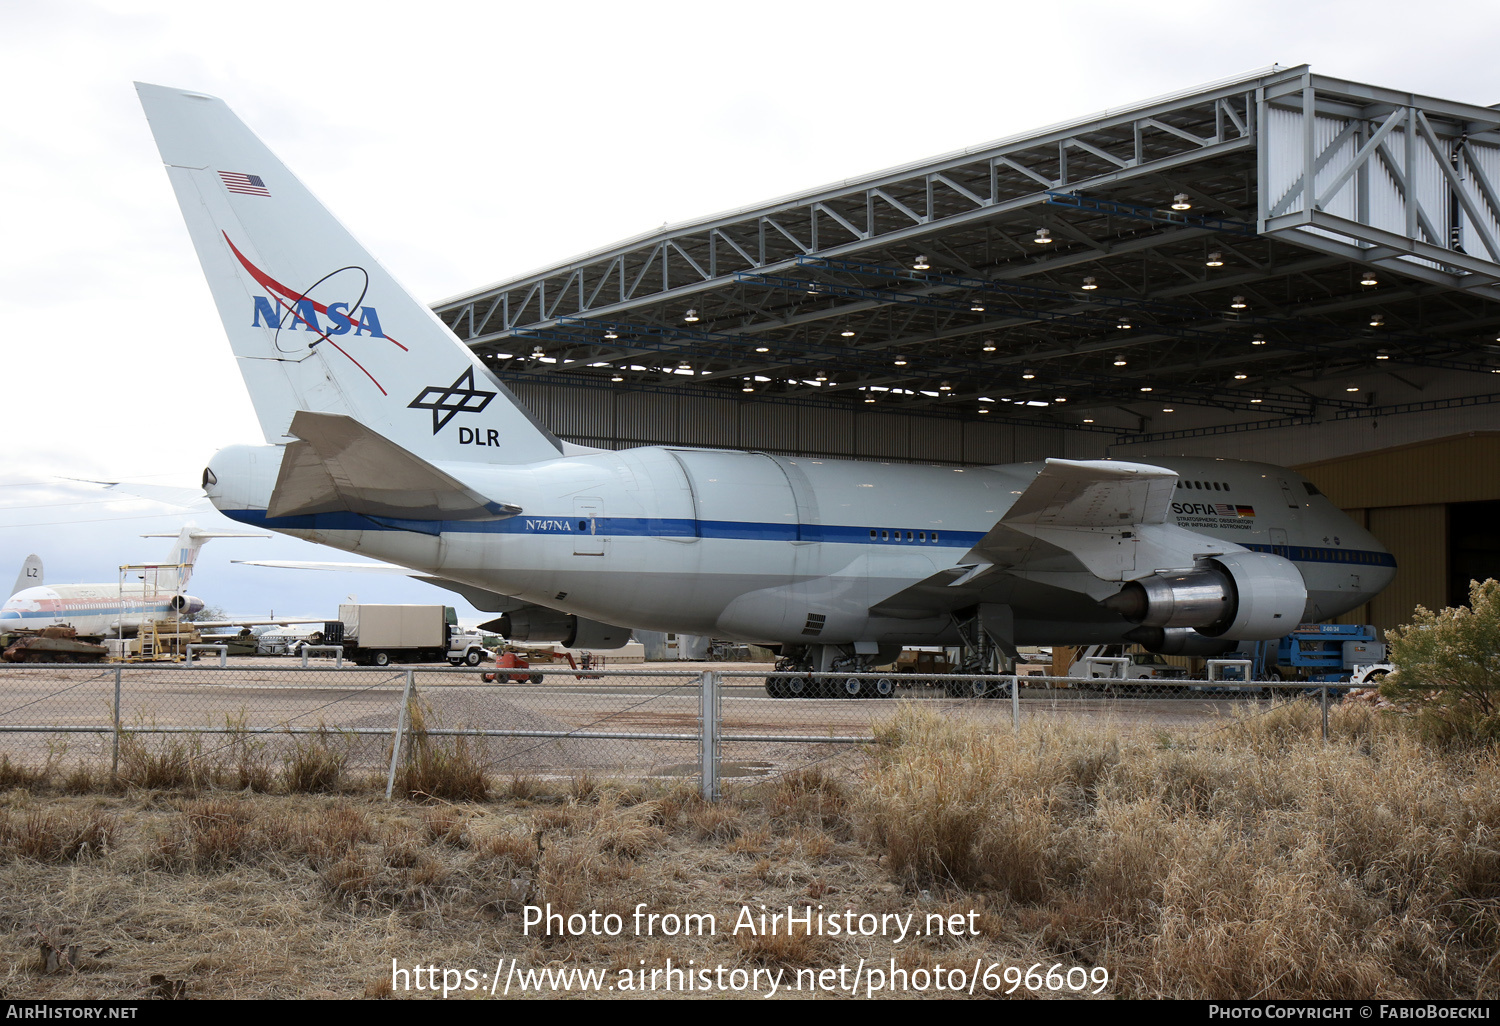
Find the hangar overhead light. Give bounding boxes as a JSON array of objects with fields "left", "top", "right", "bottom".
[
  {"left": 1171, "top": 193, "right": 1192, "bottom": 211},
  {"left": 893, "top": 355, "right": 908, "bottom": 366},
  {"left": 939, "top": 381, "right": 952, "bottom": 391},
  {"left": 1375, "top": 351, "right": 1390, "bottom": 360},
  {"left": 611, "top": 372, "right": 623, "bottom": 382},
  {"left": 1360, "top": 272, "right": 1378, "bottom": 286},
  {"left": 1230, "top": 296, "right": 1248, "bottom": 310},
  {"left": 603, "top": 327, "right": 619, "bottom": 339},
  {"left": 531, "top": 345, "right": 545, "bottom": 360},
  {"left": 755, "top": 346, "right": 769, "bottom": 353},
  {"left": 1206, "top": 251, "right": 1224, "bottom": 267},
  {"left": 494, "top": 352, "right": 514, "bottom": 359},
  {"left": 1033, "top": 228, "right": 1053, "bottom": 245},
  {"left": 1054, "top": 397, "right": 1067, "bottom": 403},
  {"left": 677, "top": 359, "right": 692, "bottom": 373},
  {"left": 1117, "top": 316, "right": 1132, "bottom": 329},
  {"left": 742, "top": 379, "right": 754, "bottom": 392},
  {"left": 683, "top": 309, "right": 700, "bottom": 323},
  {"left": 1369, "top": 313, "right": 1384, "bottom": 327},
  {"left": 978, "top": 408, "right": 990, "bottom": 414},
  {"left": 982, "top": 339, "right": 997, "bottom": 352},
  {"left": 1083, "top": 418, "right": 1094, "bottom": 423},
  {"left": 1139, "top": 386, "right": 1153, "bottom": 392},
  {"left": 1081, "top": 276, "right": 1098, "bottom": 290},
  {"left": 1234, "top": 372, "right": 1248, "bottom": 380},
  {"left": 970, "top": 300, "right": 986, "bottom": 312},
  {"left": 1250, "top": 398, "right": 1263, "bottom": 403},
  {"left": 840, "top": 328, "right": 856, "bottom": 337},
  {"left": 864, "top": 396, "right": 876, "bottom": 403},
  {"left": 815, "top": 369, "right": 828, "bottom": 382},
  {"left": 1346, "top": 385, "right": 1360, "bottom": 392},
  {"left": 912, "top": 255, "right": 930, "bottom": 270},
  {"left": 1162, "top": 407, "right": 1175, "bottom": 412},
  {"left": 1251, "top": 333, "right": 1267, "bottom": 345},
  {"left": 1113, "top": 356, "right": 1127, "bottom": 366},
  {"left": 1021, "top": 368, "right": 1036, "bottom": 379}
]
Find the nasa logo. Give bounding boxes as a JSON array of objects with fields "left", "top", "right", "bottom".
[{"left": 252, "top": 296, "right": 386, "bottom": 338}]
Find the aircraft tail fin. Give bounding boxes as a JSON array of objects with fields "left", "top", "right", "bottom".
[
  {"left": 10, "top": 555, "right": 41, "bottom": 597},
  {"left": 139, "top": 526, "right": 270, "bottom": 592},
  {"left": 135, "top": 82, "right": 569, "bottom": 467}
]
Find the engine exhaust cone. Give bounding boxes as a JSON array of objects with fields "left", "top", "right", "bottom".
[{"left": 1101, "top": 583, "right": 1149, "bottom": 622}]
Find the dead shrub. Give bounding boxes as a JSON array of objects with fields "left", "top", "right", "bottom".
[
  {"left": 116, "top": 732, "right": 207, "bottom": 791},
  {"left": 0, "top": 755, "right": 49, "bottom": 790},
  {"left": 688, "top": 802, "right": 743, "bottom": 842},
  {"left": 736, "top": 922, "right": 830, "bottom": 968},
  {"left": 282, "top": 729, "right": 346, "bottom": 793},
  {"left": 395, "top": 704, "right": 487, "bottom": 801},
  {"left": 0, "top": 809, "right": 116, "bottom": 862}
]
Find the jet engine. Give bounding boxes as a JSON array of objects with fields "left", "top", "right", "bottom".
[
  {"left": 1102, "top": 551, "right": 1305, "bottom": 641},
  {"left": 168, "top": 594, "right": 205, "bottom": 616},
  {"left": 484, "top": 608, "right": 631, "bottom": 649}
]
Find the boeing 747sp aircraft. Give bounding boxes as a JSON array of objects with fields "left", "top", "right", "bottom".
[{"left": 136, "top": 83, "right": 1395, "bottom": 690}]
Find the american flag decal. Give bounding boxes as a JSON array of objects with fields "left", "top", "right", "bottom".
[
  {"left": 1214, "top": 503, "right": 1256, "bottom": 517},
  {"left": 218, "top": 171, "right": 270, "bottom": 197}
]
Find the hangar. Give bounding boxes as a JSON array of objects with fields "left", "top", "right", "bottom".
[{"left": 431, "top": 65, "right": 1500, "bottom": 634}]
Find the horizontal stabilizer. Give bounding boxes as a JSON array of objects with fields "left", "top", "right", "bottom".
[
  {"left": 268, "top": 411, "right": 521, "bottom": 522},
  {"left": 233, "top": 559, "right": 411, "bottom": 573}
]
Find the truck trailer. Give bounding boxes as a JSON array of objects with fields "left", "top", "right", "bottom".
[{"left": 322, "top": 605, "right": 488, "bottom": 667}]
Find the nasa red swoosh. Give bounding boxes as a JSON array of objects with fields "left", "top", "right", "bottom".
[{"left": 223, "top": 232, "right": 408, "bottom": 396}]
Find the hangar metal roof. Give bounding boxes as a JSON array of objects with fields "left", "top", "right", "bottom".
[{"left": 432, "top": 65, "right": 1500, "bottom": 443}]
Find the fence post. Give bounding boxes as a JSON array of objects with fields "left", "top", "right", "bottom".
[
  {"left": 1010, "top": 674, "right": 1020, "bottom": 732},
  {"left": 111, "top": 667, "right": 122, "bottom": 783},
  {"left": 698, "top": 670, "right": 719, "bottom": 802},
  {"left": 385, "top": 669, "right": 415, "bottom": 800},
  {"left": 1320, "top": 685, "right": 1329, "bottom": 741}
]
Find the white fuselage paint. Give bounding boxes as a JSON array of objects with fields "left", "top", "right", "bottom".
[
  {"left": 0, "top": 584, "right": 203, "bottom": 638},
  {"left": 204, "top": 445, "right": 1394, "bottom": 648}
]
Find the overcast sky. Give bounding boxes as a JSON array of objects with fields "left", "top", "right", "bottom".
[{"left": 2, "top": 0, "right": 1497, "bottom": 617}]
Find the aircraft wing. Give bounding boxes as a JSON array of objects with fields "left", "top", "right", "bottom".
[
  {"left": 871, "top": 458, "right": 1238, "bottom": 616},
  {"left": 191, "top": 618, "right": 327, "bottom": 628},
  {"left": 233, "top": 560, "right": 526, "bottom": 613},
  {"left": 268, "top": 411, "right": 522, "bottom": 522}
]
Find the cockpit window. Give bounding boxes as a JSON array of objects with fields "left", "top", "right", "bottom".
[{"left": 1303, "top": 481, "right": 1323, "bottom": 496}]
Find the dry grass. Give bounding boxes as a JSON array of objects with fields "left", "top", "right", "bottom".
[{"left": 0, "top": 698, "right": 1494, "bottom": 998}]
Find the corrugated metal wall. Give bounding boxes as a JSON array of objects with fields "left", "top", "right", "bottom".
[
  {"left": 1113, "top": 401, "right": 1500, "bottom": 467},
  {"left": 509, "top": 381, "right": 1094, "bottom": 465},
  {"left": 1367, "top": 505, "right": 1448, "bottom": 630},
  {"left": 1297, "top": 433, "right": 1500, "bottom": 632}
]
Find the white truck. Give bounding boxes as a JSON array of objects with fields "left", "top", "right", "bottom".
[{"left": 323, "top": 604, "right": 488, "bottom": 667}]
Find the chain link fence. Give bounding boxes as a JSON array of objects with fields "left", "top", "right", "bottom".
[{"left": 0, "top": 662, "right": 1373, "bottom": 799}]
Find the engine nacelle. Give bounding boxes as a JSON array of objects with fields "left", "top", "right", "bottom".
[
  {"left": 1103, "top": 551, "right": 1305, "bottom": 641},
  {"left": 168, "top": 594, "right": 205, "bottom": 616},
  {"left": 486, "top": 608, "right": 631, "bottom": 649}
]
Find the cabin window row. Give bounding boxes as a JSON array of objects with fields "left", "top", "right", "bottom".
[
  {"left": 869, "top": 529, "right": 939, "bottom": 543},
  {"left": 1176, "top": 480, "right": 1231, "bottom": 492}
]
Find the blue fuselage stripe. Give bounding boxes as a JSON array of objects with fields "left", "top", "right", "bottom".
[{"left": 220, "top": 508, "right": 1395, "bottom": 567}]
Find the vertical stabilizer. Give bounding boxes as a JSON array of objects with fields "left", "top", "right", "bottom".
[
  {"left": 140, "top": 527, "right": 270, "bottom": 591},
  {"left": 10, "top": 556, "right": 41, "bottom": 597},
  {"left": 135, "top": 82, "right": 570, "bottom": 466}
]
